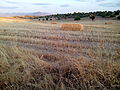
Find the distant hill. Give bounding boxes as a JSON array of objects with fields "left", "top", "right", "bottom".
[{"left": 0, "top": 12, "right": 50, "bottom": 17}]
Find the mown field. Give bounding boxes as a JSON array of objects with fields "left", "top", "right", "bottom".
[{"left": 0, "top": 18, "right": 120, "bottom": 90}]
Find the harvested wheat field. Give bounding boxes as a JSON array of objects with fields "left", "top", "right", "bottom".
[
  {"left": 0, "top": 17, "right": 31, "bottom": 22},
  {"left": 0, "top": 19, "right": 120, "bottom": 90}
]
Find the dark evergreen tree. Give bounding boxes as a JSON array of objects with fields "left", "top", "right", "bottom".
[{"left": 89, "top": 14, "right": 96, "bottom": 21}]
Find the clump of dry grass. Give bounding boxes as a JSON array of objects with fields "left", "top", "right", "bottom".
[
  {"left": 85, "top": 25, "right": 107, "bottom": 29},
  {"left": 62, "top": 24, "right": 84, "bottom": 31},
  {"left": 105, "top": 22, "right": 112, "bottom": 25},
  {"left": 51, "top": 22, "right": 57, "bottom": 24},
  {"left": 0, "top": 45, "right": 120, "bottom": 90},
  {"left": 41, "top": 21, "right": 47, "bottom": 23}
]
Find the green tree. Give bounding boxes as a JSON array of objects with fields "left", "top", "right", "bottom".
[
  {"left": 114, "top": 10, "right": 120, "bottom": 15},
  {"left": 117, "top": 15, "right": 120, "bottom": 20},
  {"left": 89, "top": 14, "right": 95, "bottom": 21}
]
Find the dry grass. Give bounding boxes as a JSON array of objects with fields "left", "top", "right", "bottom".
[
  {"left": 85, "top": 25, "right": 108, "bottom": 29},
  {"left": 0, "top": 45, "right": 51, "bottom": 89},
  {"left": 0, "top": 20, "right": 120, "bottom": 90},
  {"left": 105, "top": 22, "right": 112, "bottom": 25},
  {"left": 0, "top": 45, "right": 120, "bottom": 90},
  {"left": 0, "top": 17, "right": 30, "bottom": 22},
  {"left": 51, "top": 22, "right": 57, "bottom": 24},
  {"left": 41, "top": 21, "right": 47, "bottom": 23},
  {"left": 62, "top": 24, "right": 84, "bottom": 31}
]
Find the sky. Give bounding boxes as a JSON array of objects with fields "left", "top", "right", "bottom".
[{"left": 0, "top": 0, "right": 120, "bottom": 14}]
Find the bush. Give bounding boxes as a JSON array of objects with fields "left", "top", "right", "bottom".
[
  {"left": 46, "top": 18, "right": 48, "bottom": 21},
  {"left": 74, "top": 17, "right": 81, "bottom": 21},
  {"left": 114, "top": 10, "right": 120, "bottom": 15},
  {"left": 57, "top": 17, "right": 61, "bottom": 20},
  {"left": 89, "top": 14, "right": 96, "bottom": 20},
  {"left": 101, "top": 13, "right": 106, "bottom": 18},
  {"left": 110, "top": 14, "right": 116, "bottom": 17},
  {"left": 117, "top": 15, "right": 120, "bottom": 20}
]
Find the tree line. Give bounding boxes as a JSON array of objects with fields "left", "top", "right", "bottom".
[{"left": 40, "top": 10, "right": 120, "bottom": 20}]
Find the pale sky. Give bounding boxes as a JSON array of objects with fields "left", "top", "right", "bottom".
[{"left": 0, "top": 0, "right": 120, "bottom": 14}]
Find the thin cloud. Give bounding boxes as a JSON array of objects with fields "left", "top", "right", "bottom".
[
  {"left": 96, "top": 0, "right": 106, "bottom": 2},
  {"left": 32, "top": 3, "right": 51, "bottom": 6},
  {"left": 4, "top": 0, "right": 52, "bottom": 6},
  {"left": 4, "top": 0, "right": 21, "bottom": 4},
  {"left": 60, "top": 4, "right": 70, "bottom": 7},
  {"left": 0, "top": 6, "right": 18, "bottom": 9},
  {"left": 99, "top": 2, "right": 120, "bottom": 7},
  {"left": 74, "top": 0, "right": 87, "bottom": 2},
  {"left": 5, "top": 1, "right": 18, "bottom": 4}
]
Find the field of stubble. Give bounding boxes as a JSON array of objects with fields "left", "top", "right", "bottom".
[{"left": 0, "top": 19, "right": 120, "bottom": 90}]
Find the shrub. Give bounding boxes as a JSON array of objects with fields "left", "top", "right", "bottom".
[
  {"left": 110, "top": 14, "right": 116, "bottom": 17},
  {"left": 74, "top": 16, "right": 81, "bottom": 21},
  {"left": 117, "top": 15, "right": 120, "bottom": 20},
  {"left": 89, "top": 14, "right": 96, "bottom": 21},
  {"left": 114, "top": 10, "right": 120, "bottom": 15},
  {"left": 57, "top": 17, "right": 61, "bottom": 20},
  {"left": 46, "top": 18, "right": 48, "bottom": 21},
  {"left": 50, "top": 18, "right": 52, "bottom": 20}
]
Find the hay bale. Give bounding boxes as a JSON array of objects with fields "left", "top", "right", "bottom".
[
  {"left": 105, "top": 22, "right": 112, "bottom": 25},
  {"left": 62, "top": 24, "right": 84, "bottom": 31}
]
